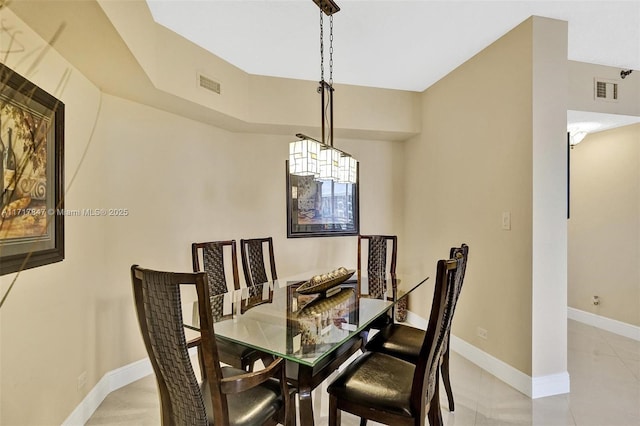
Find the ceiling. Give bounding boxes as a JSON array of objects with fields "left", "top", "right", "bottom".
[
  {"left": 146, "top": 0, "right": 640, "bottom": 92},
  {"left": 8, "top": 1, "right": 639, "bottom": 135}
]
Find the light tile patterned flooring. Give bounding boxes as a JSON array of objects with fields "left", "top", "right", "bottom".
[{"left": 87, "top": 320, "right": 640, "bottom": 425}]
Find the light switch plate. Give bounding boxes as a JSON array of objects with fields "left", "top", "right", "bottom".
[{"left": 502, "top": 211, "right": 511, "bottom": 230}]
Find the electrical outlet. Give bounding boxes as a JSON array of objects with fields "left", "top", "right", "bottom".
[
  {"left": 77, "top": 371, "right": 87, "bottom": 390},
  {"left": 477, "top": 327, "right": 488, "bottom": 340}
]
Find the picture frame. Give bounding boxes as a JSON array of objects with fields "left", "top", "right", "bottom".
[
  {"left": 0, "top": 64, "right": 65, "bottom": 275},
  {"left": 286, "top": 161, "right": 359, "bottom": 238}
]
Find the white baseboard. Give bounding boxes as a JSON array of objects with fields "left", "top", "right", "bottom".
[
  {"left": 405, "top": 310, "right": 428, "bottom": 329},
  {"left": 61, "top": 357, "right": 153, "bottom": 426},
  {"left": 531, "top": 371, "right": 570, "bottom": 398},
  {"left": 405, "top": 312, "right": 570, "bottom": 399},
  {"left": 61, "top": 347, "right": 198, "bottom": 426},
  {"left": 568, "top": 307, "right": 640, "bottom": 342},
  {"left": 449, "top": 334, "right": 535, "bottom": 397}
]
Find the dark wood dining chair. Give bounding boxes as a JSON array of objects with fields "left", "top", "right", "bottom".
[
  {"left": 327, "top": 254, "right": 462, "bottom": 426},
  {"left": 192, "top": 240, "right": 263, "bottom": 372},
  {"left": 358, "top": 234, "right": 406, "bottom": 324},
  {"left": 131, "top": 265, "right": 294, "bottom": 426},
  {"left": 365, "top": 243, "right": 469, "bottom": 412},
  {"left": 240, "top": 237, "right": 277, "bottom": 286}
]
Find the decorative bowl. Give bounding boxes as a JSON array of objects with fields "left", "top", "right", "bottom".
[{"left": 296, "top": 268, "right": 355, "bottom": 295}]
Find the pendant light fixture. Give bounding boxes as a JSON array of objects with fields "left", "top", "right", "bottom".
[{"left": 288, "top": 0, "right": 357, "bottom": 184}]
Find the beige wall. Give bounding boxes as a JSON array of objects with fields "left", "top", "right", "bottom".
[
  {"left": 0, "top": 8, "right": 105, "bottom": 425},
  {"left": 93, "top": 95, "right": 404, "bottom": 377},
  {"left": 568, "top": 124, "right": 640, "bottom": 327},
  {"left": 0, "top": 9, "right": 402, "bottom": 425},
  {"left": 403, "top": 17, "right": 568, "bottom": 378},
  {"left": 403, "top": 17, "right": 535, "bottom": 375}
]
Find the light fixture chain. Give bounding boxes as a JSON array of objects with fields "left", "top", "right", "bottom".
[
  {"left": 290, "top": 1, "right": 357, "bottom": 184},
  {"left": 320, "top": 10, "right": 324, "bottom": 81},
  {"left": 329, "top": 14, "right": 334, "bottom": 85}
]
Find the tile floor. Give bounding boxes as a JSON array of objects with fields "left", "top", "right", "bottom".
[{"left": 87, "top": 320, "right": 640, "bottom": 425}]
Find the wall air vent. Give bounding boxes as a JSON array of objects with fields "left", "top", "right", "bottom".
[
  {"left": 594, "top": 78, "right": 618, "bottom": 102},
  {"left": 197, "top": 73, "right": 221, "bottom": 94}
]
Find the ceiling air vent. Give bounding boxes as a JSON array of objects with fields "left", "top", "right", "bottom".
[
  {"left": 594, "top": 78, "right": 618, "bottom": 102},
  {"left": 197, "top": 73, "right": 221, "bottom": 94}
]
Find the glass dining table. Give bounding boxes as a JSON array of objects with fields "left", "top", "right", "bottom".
[{"left": 185, "top": 269, "right": 429, "bottom": 425}]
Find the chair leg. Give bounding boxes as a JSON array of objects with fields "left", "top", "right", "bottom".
[
  {"left": 359, "top": 418, "right": 367, "bottom": 426},
  {"left": 441, "top": 347, "right": 455, "bottom": 412},
  {"left": 427, "top": 370, "right": 443, "bottom": 426},
  {"left": 427, "top": 400, "right": 443, "bottom": 426},
  {"left": 286, "top": 391, "right": 297, "bottom": 426},
  {"left": 360, "top": 329, "right": 369, "bottom": 345},
  {"left": 329, "top": 394, "right": 340, "bottom": 426}
]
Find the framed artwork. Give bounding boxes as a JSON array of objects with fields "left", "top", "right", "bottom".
[
  {"left": 286, "top": 161, "right": 359, "bottom": 238},
  {"left": 0, "top": 64, "right": 65, "bottom": 275}
]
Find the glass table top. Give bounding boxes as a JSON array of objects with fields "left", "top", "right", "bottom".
[{"left": 185, "top": 271, "right": 428, "bottom": 367}]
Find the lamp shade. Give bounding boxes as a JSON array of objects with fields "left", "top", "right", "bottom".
[
  {"left": 319, "top": 146, "right": 340, "bottom": 181},
  {"left": 289, "top": 138, "right": 320, "bottom": 176},
  {"left": 338, "top": 155, "right": 357, "bottom": 184}
]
